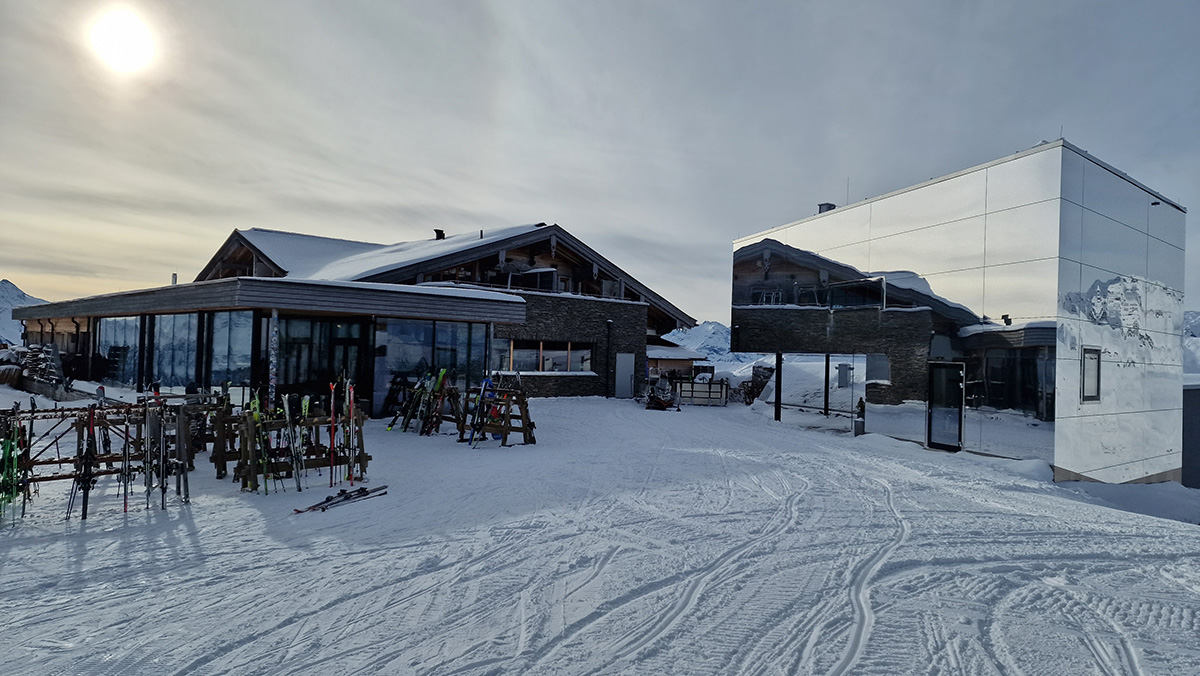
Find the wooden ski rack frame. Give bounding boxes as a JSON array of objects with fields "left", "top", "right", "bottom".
[
  {"left": 0, "top": 392, "right": 375, "bottom": 522},
  {"left": 458, "top": 387, "right": 536, "bottom": 446}
]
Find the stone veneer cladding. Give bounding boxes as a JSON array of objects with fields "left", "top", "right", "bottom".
[
  {"left": 731, "top": 306, "right": 933, "bottom": 404},
  {"left": 493, "top": 291, "right": 647, "bottom": 398}
]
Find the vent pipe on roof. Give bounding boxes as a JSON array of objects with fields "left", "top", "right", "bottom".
[
  {"left": 818, "top": 202, "right": 837, "bottom": 213},
  {"left": 434, "top": 229, "right": 445, "bottom": 240}
]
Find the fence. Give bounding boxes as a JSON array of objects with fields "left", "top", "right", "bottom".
[{"left": 676, "top": 380, "right": 728, "bottom": 407}]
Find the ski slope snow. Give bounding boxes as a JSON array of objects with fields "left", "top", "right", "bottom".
[{"left": 2, "top": 390, "right": 1199, "bottom": 675}]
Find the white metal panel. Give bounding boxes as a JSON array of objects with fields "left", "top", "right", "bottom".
[
  {"left": 1149, "top": 202, "right": 1187, "bottom": 249},
  {"left": 922, "top": 267, "right": 984, "bottom": 317},
  {"left": 869, "top": 216, "right": 985, "bottom": 276},
  {"left": 1054, "top": 410, "right": 1182, "bottom": 483},
  {"left": 868, "top": 170, "right": 988, "bottom": 240},
  {"left": 1058, "top": 200, "right": 1084, "bottom": 263},
  {"left": 1061, "top": 147, "right": 1086, "bottom": 205},
  {"left": 1057, "top": 259, "right": 1081, "bottom": 313},
  {"left": 1081, "top": 210, "right": 1147, "bottom": 278},
  {"left": 1147, "top": 237, "right": 1185, "bottom": 292},
  {"left": 1083, "top": 159, "right": 1151, "bottom": 232},
  {"left": 984, "top": 200, "right": 1060, "bottom": 267},
  {"left": 783, "top": 203, "right": 871, "bottom": 252},
  {"left": 984, "top": 146, "right": 1063, "bottom": 213},
  {"left": 819, "top": 241, "right": 871, "bottom": 272},
  {"left": 983, "top": 258, "right": 1058, "bottom": 320}
]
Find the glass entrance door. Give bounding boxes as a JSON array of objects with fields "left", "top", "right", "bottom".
[{"left": 927, "top": 362, "right": 964, "bottom": 452}]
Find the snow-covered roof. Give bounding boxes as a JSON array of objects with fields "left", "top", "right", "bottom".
[
  {"left": 647, "top": 345, "right": 705, "bottom": 361},
  {"left": 258, "top": 277, "right": 525, "bottom": 304},
  {"left": 307, "top": 224, "right": 544, "bottom": 281},
  {"left": 958, "top": 320, "right": 1057, "bottom": 338},
  {"left": 239, "top": 228, "right": 387, "bottom": 278}
]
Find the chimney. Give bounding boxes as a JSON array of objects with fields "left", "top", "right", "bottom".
[
  {"left": 818, "top": 202, "right": 836, "bottom": 214},
  {"left": 434, "top": 229, "right": 445, "bottom": 240}
]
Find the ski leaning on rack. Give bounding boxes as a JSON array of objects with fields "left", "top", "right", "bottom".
[{"left": 293, "top": 484, "right": 388, "bottom": 514}]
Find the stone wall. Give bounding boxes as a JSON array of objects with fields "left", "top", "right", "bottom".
[
  {"left": 511, "top": 374, "right": 604, "bottom": 398},
  {"left": 494, "top": 292, "right": 647, "bottom": 398},
  {"left": 731, "top": 306, "right": 933, "bottom": 404}
]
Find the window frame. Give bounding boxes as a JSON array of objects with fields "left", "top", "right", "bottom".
[{"left": 1080, "top": 346, "right": 1101, "bottom": 403}]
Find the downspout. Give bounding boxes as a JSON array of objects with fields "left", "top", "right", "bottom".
[{"left": 606, "top": 319, "right": 613, "bottom": 398}]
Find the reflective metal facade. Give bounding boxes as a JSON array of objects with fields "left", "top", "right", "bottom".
[{"left": 733, "top": 140, "right": 1186, "bottom": 483}]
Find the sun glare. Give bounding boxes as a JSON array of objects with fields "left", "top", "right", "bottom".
[{"left": 88, "top": 7, "right": 156, "bottom": 74}]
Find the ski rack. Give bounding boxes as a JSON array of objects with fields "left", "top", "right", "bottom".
[
  {"left": 234, "top": 404, "right": 371, "bottom": 494},
  {"left": 457, "top": 387, "right": 536, "bottom": 446},
  {"left": 0, "top": 394, "right": 223, "bottom": 522}
]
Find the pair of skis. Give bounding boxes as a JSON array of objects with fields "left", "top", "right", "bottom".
[
  {"left": 293, "top": 484, "right": 387, "bottom": 513},
  {"left": 328, "top": 377, "right": 358, "bottom": 487},
  {"left": 466, "top": 378, "right": 493, "bottom": 447}
]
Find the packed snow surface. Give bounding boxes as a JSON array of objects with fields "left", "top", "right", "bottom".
[{"left": 3, "top": 391, "right": 1200, "bottom": 675}]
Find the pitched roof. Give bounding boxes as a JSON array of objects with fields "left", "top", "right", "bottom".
[
  {"left": 733, "top": 238, "right": 981, "bottom": 326},
  {"left": 238, "top": 228, "right": 387, "bottom": 278},
  {"left": 198, "top": 223, "right": 695, "bottom": 328},
  {"left": 309, "top": 224, "right": 542, "bottom": 281}
]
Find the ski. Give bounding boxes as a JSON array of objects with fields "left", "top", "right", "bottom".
[
  {"left": 320, "top": 488, "right": 387, "bottom": 511},
  {"left": 467, "top": 377, "right": 492, "bottom": 445},
  {"left": 293, "top": 484, "right": 388, "bottom": 514}
]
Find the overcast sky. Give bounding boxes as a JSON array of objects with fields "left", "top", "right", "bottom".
[{"left": 2, "top": 0, "right": 1198, "bottom": 322}]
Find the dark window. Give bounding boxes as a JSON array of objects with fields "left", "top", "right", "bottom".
[
  {"left": 541, "top": 341, "right": 569, "bottom": 371},
  {"left": 511, "top": 339, "right": 541, "bottom": 372},
  {"left": 570, "top": 343, "right": 593, "bottom": 372},
  {"left": 1081, "top": 347, "right": 1101, "bottom": 402},
  {"left": 751, "top": 287, "right": 783, "bottom": 305}
]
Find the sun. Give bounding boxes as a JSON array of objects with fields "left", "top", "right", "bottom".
[{"left": 88, "top": 7, "right": 157, "bottom": 74}]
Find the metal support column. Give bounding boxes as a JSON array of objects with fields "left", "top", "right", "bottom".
[
  {"left": 823, "top": 353, "right": 831, "bottom": 416},
  {"left": 774, "top": 352, "right": 782, "bottom": 422}
]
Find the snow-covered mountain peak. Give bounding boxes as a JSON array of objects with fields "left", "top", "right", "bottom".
[{"left": 0, "top": 280, "right": 45, "bottom": 345}]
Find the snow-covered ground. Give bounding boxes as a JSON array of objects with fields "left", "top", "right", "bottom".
[{"left": 3, "top": 386, "right": 1200, "bottom": 675}]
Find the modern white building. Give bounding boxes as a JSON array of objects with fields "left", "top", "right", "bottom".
[{"left": 732, "top": 139, "right": 1186, "bottom": 484}]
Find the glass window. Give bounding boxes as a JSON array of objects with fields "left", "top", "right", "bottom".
[
  {"left": 97, "top": 316, "right": 140, "bottom": 388},
  {"left": 490, "top": 337, "right": 511, "bottom": 373},
  {"left": 210, "top": 311, "right": 252, "bottom": 387},
  {"left": 541, "top": 341, "right": 569, "bottom": 371},
  {"left": 468, "top": 323, "right": 487, "bottom": 388},
  {"left": 153, "top": 313, "right": 197, "bottom": 392},
  {"left": 751, "top": 287, "right": 783, "bottom": 305},
  {"left": 511, "top": 339, "right": 540, "bottom": 372},
  {"left": 570, "top": 343, "right": 593, "bottom": 372},
  {"left": 384, "top": 319, "right": 434, "bottom": 381},
  {"left": 435, "top": 321, "right": 470, "bottom": 390},
  {"left": 1081, "top": 347, "right": 1101, "bottom": 402}
]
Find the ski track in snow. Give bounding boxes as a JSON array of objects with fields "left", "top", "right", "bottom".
[{"left": 3, "top": 395, "right": 1200, "bottom": 675}]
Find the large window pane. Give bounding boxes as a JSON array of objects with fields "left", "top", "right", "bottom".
[
  {"left": 210, "top": 311, "right": 252, "bottom": 388},
  {"left": 435, "top": 321, "right": 470, "bottom": 390},
  {"left": 511, "top": 339, "right": 540, "bottom": 372},
  {"left": 570, "top": 343, "right": 593, "bottom": 372},
  {"left": 468, "top": 323, "right": 487, "bottom": 388},
  {"left": 153, "top": 313, "right": 197, "bottom": 393},
  {"left": 97, "top": 316, "right": 139, "bottom": 388},
  {"left": 541, "top": 341, "right": 569, "bottom": 371},
  {"left": 491, "top": 338, "right": 511, "bottom": 373}
]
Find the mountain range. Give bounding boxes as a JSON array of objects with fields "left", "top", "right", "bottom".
[{"left": 0, "top": 280, "right": 44, "bottom": 346}]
